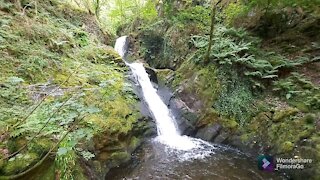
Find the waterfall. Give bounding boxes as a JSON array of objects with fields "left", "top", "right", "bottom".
[{"left": 114, "top": 36, "right": 216, "bottom": 154}]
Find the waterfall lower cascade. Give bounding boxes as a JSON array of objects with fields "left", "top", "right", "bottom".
[{"left": 115, "top": 36, "right": 216, "bottom": 160}]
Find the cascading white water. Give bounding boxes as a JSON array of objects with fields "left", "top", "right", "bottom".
[{"left": 115, "top": 36, "right": 216, "bottom": 156}]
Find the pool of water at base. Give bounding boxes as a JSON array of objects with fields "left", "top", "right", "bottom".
[{"left": 105, "top": 139, "right": 286, "bottom": 180}]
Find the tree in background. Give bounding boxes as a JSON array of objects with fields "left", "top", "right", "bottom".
[
  {"left": 107, "top": 0, "right": 157, "bottom": 32},
  {"left": 204, "top": 0, "right": 222, "bottom": 64},
  {"left": 72, "top": 0, "right": 107, "bottom": 20}
]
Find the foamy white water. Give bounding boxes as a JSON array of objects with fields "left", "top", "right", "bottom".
[{"left": 114, "top": 36, "right": 216, "bottom": 157}]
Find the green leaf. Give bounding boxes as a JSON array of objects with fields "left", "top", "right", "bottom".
[
  {"left": 286, "top": 93, "right": 291, "bottom": 99},
  {"left": 6, "top": 76, "right": 24, "bottom": 85},
  {"left": 87, "top": 106, "right": 101, "bottom": 114},
  {"left": 57, "top": 147, "right": 68, "bottom": 156},
  {"left": 67, "top": 140, "right": 77, "bottom": 148},
  {"left": 80, "top": 150, "right": 95, "bottom": 161},
  {"left": 262, "top": 75, "right": 278, "bottom": 79}
]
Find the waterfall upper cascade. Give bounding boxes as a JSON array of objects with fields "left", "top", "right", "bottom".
[{"left": 114, "top": 36, "right": 216, "bottom": 159}]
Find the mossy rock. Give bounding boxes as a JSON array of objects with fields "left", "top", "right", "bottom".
[
  {"left": 273, "top": 108, "right": 299, "bottom": 122},
  {"left": 156, "top": 69, "right": 174, "bottom": 85},
  {"left": 298, "top": 129, "right": 313, "bottom": 139},
  {"left": 7, "top": 138, "right": 27, "bottom": 153},
  {"left": 110, "top": 151, "right": 130, "bottom": 162},
  {"left": 128, "top": 136, "right": 141, "bottom": 152},
  {"left": 222, "top": 118, "right": 239, "bottom": 131},
  {"left": 240, "top": 133, "right": 251, "bottom": 142},
  {"left": 280, "top": 141, "right": 294, "bottom": 153},
  {"left": 292, "top": 101, "right": 310, "bottom": 112},
  {"left": 303, "top": 114, "right": 316, "bottom": 124},
  {"left": 248, "top": 112, "right": 272, "bottom": 133},
  {"left": 109, "top": 151, "right": 130, "bottom": 167},
  {"left": 29, "top": 138, "right": 53, "bottom": 155},
  {"left": 3, "top": 152, "right": 39, "bottom": 175},
  {"left": 197, "top": 109, "right": 220, "bottom": 127}
]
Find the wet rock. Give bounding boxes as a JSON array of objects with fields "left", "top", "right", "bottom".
[
  {"left": 213, "top": 131, "right": 230, "bottom": 144},
  {"left": 195, "top": 123, "right": 222, "bottom": 141},
  {"left": 174, "top": 82, "right": 204, "bottom": 112},
  {"left": 227, "top": 135, "right": 248, "bottom": 150},
  {"left": 145, "top": 66, "right": 158, "bottom": 84},
  {"left": 108, "top": 151, "right": 131, "bottom": 168},
  {"left": 156, "top": 69, "right": 174, "bottom": 85},
  {"left": 133, "top": 116, "right": 157, "bottom": 138},
  {"left": 157, "top": 85, "right": 174, "bottom": 106},
  {"left": 168, "top": 98, "right": 199, "bottom": 135},
  {"left": 177, "top": 117, "right": 196, "bottom": 135}
]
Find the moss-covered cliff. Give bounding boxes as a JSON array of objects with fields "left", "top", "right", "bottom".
[{"left": 0, "top": 0, "right": 155, "bottom": 179}]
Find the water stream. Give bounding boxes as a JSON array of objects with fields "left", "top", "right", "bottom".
[{"left": 111, "top": 36, "right": 284, "bottom": 180}]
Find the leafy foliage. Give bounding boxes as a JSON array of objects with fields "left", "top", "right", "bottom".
[
  {"left": 244, "top": 0, "right": 320, "bottom": 11},
  {"left": 273, "top": 73, "right": 320, "bottom": 111},
  {"left": 190, "top": 24, "right": 312, "bottom": 89},
  {"left": 172, "top": 6, "right": 211, "bottom": 30},
  {"left": 213, "top": 68, "right": 255, "bottom": 125},
  {"left": 104, "top": 0, "right": 157, "bottom": 33},
  {"left": 0, "top": 0, "right": 140, "bottom": 178}
]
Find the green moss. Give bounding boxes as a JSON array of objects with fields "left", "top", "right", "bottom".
[
  {"left": 110, "top": 151, "right": 130, "bottom": 163},
  {"left": 250, "top": 112, "right": 272, "bottom": 130},
  {"left": 273, "top": 108, "right": 299, "bottom": 122},
  {"left": 280, "top": 141, "right": 294, "bottom": 153},
  {"left": 38, "top": 163, "right": 55, "bottom": 180},
  {"left": 29, "top": 138, "right": 54, "bottom": 155},
  {"left": 156, "top": 69, "right": 174, "bottom": 85},
  {"left": 3, "top": 152, "right": 39, "bottom": 175},
  {"left": 198, "top": 109, "right": 220, "bottom": 126},
  {"left": 293, "top": 101, "right": 310, "bottom": 112},
  {"left": 240, "top": 134, "right": 250, "bottom": 142},
  {"left": 222, "top": 118, "right": 239, "bottom": 130},
  {"left": 0, "top": 154, "right": 4, "bottom": 170},
  {"left": 7, "top": 138, "right": 27, "bottom": 153},
  {"left": 304, "top": 114, "right": 316, "bottom": 124},
  {"left": 223, "top": 2, "right": 246, "bottom": 26},
  {"left": 73, "top": 161, "right": 87, "bottom": 180},
  {"left": 298, "top": 129, "right": 313, "bottom": 139},
  {"left": 129, "top": 136, "right": 141, "bottom": 152}
]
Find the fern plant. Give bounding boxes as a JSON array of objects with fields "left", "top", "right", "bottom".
[{"left": 190, "top": 24, "right": 312, "bottom": 89}]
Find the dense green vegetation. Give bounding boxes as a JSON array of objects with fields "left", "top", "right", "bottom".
[
  {"left": 0, "top": 0, "right": 147, "bottom": 179},
  {"left": 0, "top": 0, "right": 319, "bottom": 179}
]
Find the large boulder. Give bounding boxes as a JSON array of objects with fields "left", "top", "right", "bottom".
[
  {"left": 145, "top": 66, "right": 158, "bottom": 84},
  {"left": 168, "top": 98, "right": 198, "bottom": 135},
  {"left": 195, "top": 123, "right": 222, "bottom": 141}
]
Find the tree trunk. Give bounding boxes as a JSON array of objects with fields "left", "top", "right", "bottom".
[
  {"left": 94, "top": 0, "right": 101, "bottom": 20},
  {"left": 204, "top": 0, "right": 223, "bottom": 65},
  {"left": 204, "top": 5, "right": 216, "bottom": 65}
]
